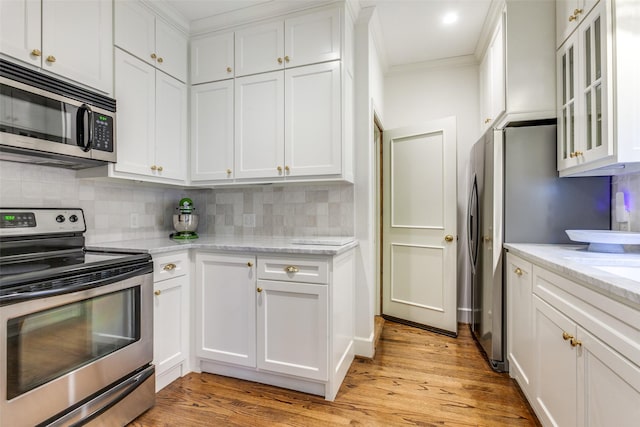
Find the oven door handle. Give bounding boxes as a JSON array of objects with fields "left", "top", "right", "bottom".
[
  {"left": 42, "top": 365, "right": 155, "bottom": 427},
  {"left": 0, "top": 266, "right": 150, "bottom": 305}
]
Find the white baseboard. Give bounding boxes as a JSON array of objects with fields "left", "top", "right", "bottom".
[
  {"left": 353, "top": 334, "right": 374, "bottom": 358},
  {"left": 458, "top": 307, "right": 472, "bottom": 324}
]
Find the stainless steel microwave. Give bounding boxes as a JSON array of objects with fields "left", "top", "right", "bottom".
[{"left": 0, "top": 59, "right": 116, "bottom": 169}]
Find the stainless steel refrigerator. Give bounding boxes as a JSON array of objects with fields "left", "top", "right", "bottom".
[{"left": 467, "top": 121, "right": 610, "bottom": 371}]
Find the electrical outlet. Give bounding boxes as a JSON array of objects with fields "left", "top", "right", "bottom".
[
  {"left": 130, "top": 213, "right": 139, "bottom": 229},
  {"left": 243, "top": 214, "right": 256, "bottom": 228}
]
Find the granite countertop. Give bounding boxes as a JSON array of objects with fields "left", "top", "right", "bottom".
[
  {"left": 504, "top": 243, "right": 640, "bottom": 307},
  {"left": 87, "top": 235, "right": 359, "bottom": 256}
]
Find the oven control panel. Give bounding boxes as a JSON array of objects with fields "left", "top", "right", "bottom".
[{"left": 0, "top": 208, "right": 86, "bottom": 236}]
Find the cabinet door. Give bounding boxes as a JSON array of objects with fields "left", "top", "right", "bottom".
[
  {"left": 191, "top": 80, "right": 234, "bottom": 182},
  {"left": 556, "top": 0, "right": 599, "bottom": 48},
  {"left": 153, "top": 275, "right": 189, "bottom": 376},
  {"left": 557, "top": 33, "right": 579, "bottom": 171},
  {"left": 195, "top": 253, "right": 256, "bottom": 368},
  {"left": 155, "top": 19, "right": 188, "bottom": 82},
  {"left": 284, "top": 8, "right": 340, "bottom": 68},
  {"left": 479, "top": 50, "right": 492, "bottom": 131},
  {"left": 0, "top": 0, "right": 40, "bottom": 66},
  {"left": 256, "top": 280, "right": 328, "bottom": 380},
  {"left": 235, "top": 21, "right": 284, "bottom": 76},
  {"left": 155, "top": 72, "right": 187, "bottom": 181},
  {"left": 578, "top": 2, "right": 609, "bottom": 164},
  {"left": 42, "top": 0, "right": 112, "bottom": 93},
  {"left": 489, "top": 17, "right": 505, "bottom": 124},
  {"left": 577, "top": 327, "right": 640, "bottom": 427},
  {"left": 506, "top": 255, "right": 533, "bottom": 397},
  {"left": 533, "top": 296, "right": 578, "bottom": 427},
  {"left": 114, "top": 49, "right": 156, "bottom": 177},
  {"left": 191, "top": 32, "right": 235, "bottom": 84},
  {"left": 114, "top": 0, "right": 155, "bottom": 67},
  {"left": 285, "top": 61, "right": 341, "bottom": 177},
  {"left": 234, "top": 71, "right": 284, "bottom": 179}
]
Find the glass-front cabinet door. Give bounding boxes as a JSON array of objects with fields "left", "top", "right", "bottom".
[
  {"left": 557, "top": 34, "right": 578, "bottom": 170},
  {"left": 579, "top": 2, "right": 609, "bottom": 163},
  {"left": 557, "top": 0, "right": 609, "bottom": 173}
]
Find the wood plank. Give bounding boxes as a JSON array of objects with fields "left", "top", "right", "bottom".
[{"left": 130, "top": 322, "right": 539, "bottom": 426}]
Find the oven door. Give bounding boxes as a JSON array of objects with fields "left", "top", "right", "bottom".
[{"left": 0, "top": 272, "right": 153, "bottom": 427}]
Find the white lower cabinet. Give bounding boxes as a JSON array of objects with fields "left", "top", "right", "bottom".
[
  {"left": 533, "top": 295, "right": 578, "bottom": 427},
  {"left": 152, "top": 252, "right": 190, "bottom": 391},
  {"left": 507, "top": 251, "right": 640, "bottom": 427},
  {"left": 506, "top": 254, "right": 534, "bottom": 399},
  {"left": 195, "top": 250, "right": 354, "bottom": 400},
  {"left": 194, "top": 253, "right": 256, "bottom": 367}
]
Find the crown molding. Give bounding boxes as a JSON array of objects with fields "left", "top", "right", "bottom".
[
  {"left": 189, "top": 0, "right": 339, "bottom": 35},
  {"left": 140, "top": 0, "right": 190, "bottom": 33},
  {"left": 386, "top": 54, "right": 477, "bottom": 76}
]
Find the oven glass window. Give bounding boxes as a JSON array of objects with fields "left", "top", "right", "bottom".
[{"left": 6, "top": 287, "right": 140, "bottom": 400}]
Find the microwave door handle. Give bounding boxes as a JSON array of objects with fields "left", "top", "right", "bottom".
[{"left": 76, "top": 103, "right": 93, "bottom": 152}]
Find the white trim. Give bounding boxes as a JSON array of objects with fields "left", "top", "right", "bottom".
[
  {"left": 353, "top": 333, "right": 374, "bottom": 358},
  {"left": 386, "top": 54, "right": 477, "bottom": 76}
]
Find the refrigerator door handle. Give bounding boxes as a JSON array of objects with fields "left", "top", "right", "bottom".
[{"left": 468, "top": 175, "right": 479, "bottom": 272}]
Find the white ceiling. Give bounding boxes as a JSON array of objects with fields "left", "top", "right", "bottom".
[{"left": 162, "top": 0, "right": 493, "bottom": 68}]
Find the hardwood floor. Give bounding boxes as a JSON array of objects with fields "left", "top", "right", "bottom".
[{"left": 131, "top": 321, "right": 539, "bottom": 426}]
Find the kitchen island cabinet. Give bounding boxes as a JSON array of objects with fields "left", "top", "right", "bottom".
[
  {"left": 195, "top": 248, "right": 355, "bottom": 401},
  {"left": 504, "top": 244, "right": 640, "bottom": 427},
  {"left": 0, "top": 0, "right": 112, "bottom": 94}
]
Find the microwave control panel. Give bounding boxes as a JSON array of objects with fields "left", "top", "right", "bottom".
[{"left": 92, "top": 114, "right": 114, "bottom": 152}]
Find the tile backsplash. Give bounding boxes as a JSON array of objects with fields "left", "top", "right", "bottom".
[
  {"left": 612, "top": 173, "right": 640, "bottom": 232},
  {"left": 0, "top": 161, "right": 354, "bottom": 243},
  {"left": 205, "top": 184, "right": 354, "bottom": 237}
]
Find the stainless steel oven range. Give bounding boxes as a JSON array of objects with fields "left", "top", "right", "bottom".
[{"left": 0, "top": 208, "right": 155, "bottom": 427}]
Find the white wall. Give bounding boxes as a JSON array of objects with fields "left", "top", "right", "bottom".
[
  {"left": 352, "top": 6, "right": 385, "bottom": 357},
  {"left": 382, "top": 60, "right": 480, "bottom": 323}
]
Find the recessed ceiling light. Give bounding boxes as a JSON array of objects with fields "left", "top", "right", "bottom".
[{"left": 443, "top": 11, "right": 458, "bottom": 25}]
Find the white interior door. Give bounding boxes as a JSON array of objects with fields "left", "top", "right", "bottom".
[{"left": 381, "top": 117, "right": 457, "bottom": 335}]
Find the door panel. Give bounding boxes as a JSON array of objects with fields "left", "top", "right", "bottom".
[{"left": 382, "top": 117, "right": 457, "bottom": 334}]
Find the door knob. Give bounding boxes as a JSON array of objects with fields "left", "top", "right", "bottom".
[{"left": 445, "top": 235, "right": 454, "bottom": 242}]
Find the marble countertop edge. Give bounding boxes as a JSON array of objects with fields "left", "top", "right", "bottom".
[
  {"left": 504, "top": 243, "right": 640, "bottom": 307},
  {"left": 87, "top": 236, "right": 359, "bottom": 257}
]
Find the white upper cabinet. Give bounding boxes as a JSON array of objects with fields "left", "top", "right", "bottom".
[
  {"left": 284, "top": 8, "right": 341, "bottom": 68},
  {"left": 234, "top": 71, "right": 285, "bottom": 179},
  {"left": 0, "top": 0, "right": 41, "bottom": 67},
  {"left": 234, "top": 8, "right": 340, "bottom": 77},
  {"left": 478, "top": 1, "right": 555, "bottom": 131},
  {"left": 285, "top": 61, "right": 342, "bottom": 177},
  {"left": 189, "top": 4, "right": 354, "bottom": 185},
  {"left": 191, "top": 32, "right": 235, "bottom": 84},
  {"left": 556, "top": 0, "right": 600, "bottom": 48},
  {"left": 0, "top": 0, "right": 112, "bottom": 94},
  {"left": 479, "top": 15, "right": 505, "bottom": 131},
  {"left": 235, "top": 21, "right": 285, "bottom": 77},
  {"left": 191, "top": 80, "right": 235, "bottom": 182},
  {"left": 234, "top": 61, "right": 341, "bottom": 181},
  {"left": 557, "top": 0, "right": 640, "bottom": 176},
  {"left": 115, "top": 0, "right": 188, "bottom": 82},
  {"left": 113, "top": 49, "right": 187, "bottom": 183}
]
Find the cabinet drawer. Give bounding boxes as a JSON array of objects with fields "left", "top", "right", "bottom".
[
  {"left": 257, "top": 256, "right": 328, "bottom": 284},
  {"left": 153, "top": 252, "right": 189, "bottom": 282}
]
